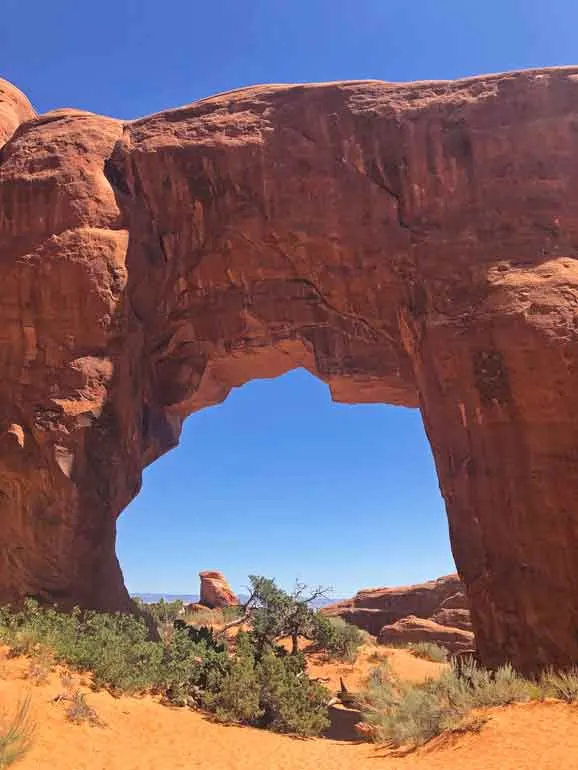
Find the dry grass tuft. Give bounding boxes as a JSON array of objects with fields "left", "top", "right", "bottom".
[{"left": 0, "top": 697, "right": 35, "bottom": 768}]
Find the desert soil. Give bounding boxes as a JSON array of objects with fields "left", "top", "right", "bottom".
[{"left": 1, "top": 644, "right": 577, "bottom": 770}]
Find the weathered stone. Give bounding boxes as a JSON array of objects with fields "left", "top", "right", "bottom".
[
  {"left": 378, "top": 615, "right": 475, "bottom": 653},
  {"left": 199, "top": 570, "right": 239, "bottom": 609},
  {"left": 322, "top": 574, "right": 467, "bottom": 635},
  {"left": 2, "top": 68, "right": 578, "bottom": 674},
  {"left": 438, "top": 592, "right": 470, "bottom": 612},
  {"left": 430, "top": 608, "right": 472, "bottom": 632}
]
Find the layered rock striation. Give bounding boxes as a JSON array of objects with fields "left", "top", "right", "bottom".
[
  {"left": 322, "top": 574, "right": 470, "bottom": 637},
  {"left": 199, "top": 570, "right": 239, "bottom": 609}
]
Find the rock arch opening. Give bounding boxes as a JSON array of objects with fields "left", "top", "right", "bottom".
[{"left": 117, "top": 368, "right": 455, "bottom": 600}]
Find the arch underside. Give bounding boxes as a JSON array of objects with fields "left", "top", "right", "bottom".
[{"left": 2, "top": 68, "right": 578, "bottom": 673}]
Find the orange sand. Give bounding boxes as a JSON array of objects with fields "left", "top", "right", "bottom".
[
  {"left": 306, "top": 643, "right": 448, "bottom": 692},
  {"left": 2, "top": 646, "right": 578, "bottom": 770}
]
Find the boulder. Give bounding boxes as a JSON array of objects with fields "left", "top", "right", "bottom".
[
  {"left": 377, "top": 615, "right": 475, "bottom": 654},
  {"left": 199, "top": 571, "right": 239, "bottom": 609}
]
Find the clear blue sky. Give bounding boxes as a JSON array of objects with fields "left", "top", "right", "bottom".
[{"left": 2, "top": 1, "right": 576, "bottom": 597}]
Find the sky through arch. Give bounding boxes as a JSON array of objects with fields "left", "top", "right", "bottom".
[{"left": 117, "top": 369, "right": 453, "bottom": 597}]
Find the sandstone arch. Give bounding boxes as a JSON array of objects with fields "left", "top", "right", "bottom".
[{"left": 2, "top": 68, "right": 578, "bottom": 674}]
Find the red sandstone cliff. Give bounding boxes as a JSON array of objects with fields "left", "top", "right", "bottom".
[
  {"left": 323, "top": 573, "right": 472, "bottom": 642},
  {"left": 2, "top": 69, "right": 578, "bottom": 674}
]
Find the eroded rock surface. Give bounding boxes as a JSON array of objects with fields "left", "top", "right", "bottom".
[
  {"left": 2, "top": 68, "right": 578, "bottom": 674},
  {"left": 322, "top": 574, "right": 471, "bottom": 636},
  {"left": 199, "top": 570, "right": 239, "bottom": 609},
  {"left": 377, "top": 615, "right": 475, "bottom": 653}
]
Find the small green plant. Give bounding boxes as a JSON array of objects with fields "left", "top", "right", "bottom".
[
  {"left": 408, "top": 642, "right": 448, "bottom": 663},
  {"left": 311, "top": 615, "right": 364, "bottom": 662},
  {"left": 361, "top": 657, "right": 536, "bottom": 748},
  {"left": 65, "top": 691, "right": 105, "bottom": 727},
  {"left": 0, "top": 697, "right": 35, "bottom": 768},
  {"left": 25, "top": 648, "right": 54, "bottom": 686}
]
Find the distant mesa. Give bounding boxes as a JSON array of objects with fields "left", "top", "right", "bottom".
[
  {"left": 322, "top": 573, "right": 474, "bottom": 652},
  {"left": 198, "top": 570, "right": 240, "bottom": 609}
]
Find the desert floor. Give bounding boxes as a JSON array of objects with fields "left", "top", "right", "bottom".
[{"left": 1, "top": 643, "right": 578, "bottom": 770}]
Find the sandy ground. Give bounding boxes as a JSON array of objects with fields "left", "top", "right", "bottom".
[
  {"left": 306, "top": 643, "right": 448, "bottom": 692},
  {"left": 2, "top": 645, "right": 578, "bottom": 770}
]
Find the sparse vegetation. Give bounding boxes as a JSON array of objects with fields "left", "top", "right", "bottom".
[
  {"left": 360, "top": 656, "right": 541, "bottom": 747},
  {"left": 408, "top": 642, "right": 448, "bottom": 663},
  {"left": 26, "top": 648, "right": 54, "bottom": 685},
  {"left": 65, "top": 691, "right": 105, "bottom": 727},
  {"left": 540, "top": 667, "right": 578, "bottom": 703},
  {"left": 0, "top": 697, "right": 34, "bottom": 768},
  {"left": 311, "top": 615, "right": 364, "bottom": 662},
  {"left": 0, "top": 577, "right": 343, "bottom": 737},
  {"left": 7, "top": 584, "right": 577, "bottom": 745},
  {"left": 133, "top": 597, "right": 185, "bottom": 626}
]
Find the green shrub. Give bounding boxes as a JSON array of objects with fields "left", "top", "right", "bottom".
[
  {"left": 136, "top": 598, "right": 184, "bottom": 627},
  {"left": 201, "top": 632, "right": 330, "bottom": 735},
  {"left": 65, "top": 612, "right": 164, "bottom": 693},
  {"left": 0, "top": 697, "right": 34, "bottom": 768},
  {"left": 361, "top": 657, "right": 535, "bottom": 747},
  {"left": 0, "top": 600, "right": 330, "bottom": 737},
  {"left": 311, "top": 615, "right": 363, "bottom": 662},
  {"left": 0, "top": 600, "right": 164, "bottom": 693},
  {"left": 540, "top": 667, "right": 578, "bottom": 702},
  {"left": 408, "top": 642, "right": 448, "bottom": 663},
  {"left": 202, "top": 632, "right": 263, "bottom": 724},
  {"left": 459, "top": 660, "right": 533, "bottom": 708},
  {"left": 258, "top": 648, "right": 330, "bottom": 735}
]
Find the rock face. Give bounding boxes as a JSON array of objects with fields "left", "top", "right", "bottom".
[
  {"left": 322, "top": 574, "right": 471, "bottom": 636},
  {"left": 430, "top": 608, "right": 472, "bottom": 632},
  {"left": 377, "top": 615, "right": 475, "bottom": 653},
  {"left": 2, "top": 68, "right": 578, "bottom": 674},
  {"left": 199, "top": 571, "right": 239, "bottom": 609}
]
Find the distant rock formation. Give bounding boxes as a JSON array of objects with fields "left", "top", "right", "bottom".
[
  {"left": 322, "top": 573, "right": 474, "bottom": 650},
  {"left": 199, "top": 571, "right": 239, "bottom": 609},
  {"left": 377, "top": 615, "right": 475, "bottom": 653}
]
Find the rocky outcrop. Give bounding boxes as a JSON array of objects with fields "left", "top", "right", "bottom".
[
  {"left": 430, "top": 608, "right": 472, "bottom": 632},
  {"left": 2, "top": 68, "right": 578, "bottom": 674},
  {"left": 377, "top": 615, "right": 475, "bottom": 653},
  {"left": 323, "top": 574, "right": 471, "bottom": 636},
  {"left": 199, "top": 571, "right": 239, "bottom": 609}
]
